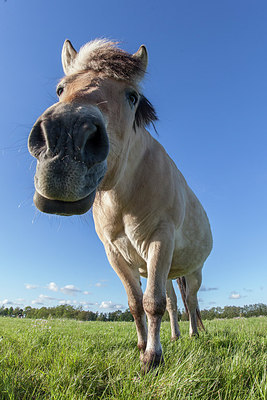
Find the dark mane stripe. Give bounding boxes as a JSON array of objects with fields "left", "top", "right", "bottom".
[{"left": 135, "top": 95, "right": 158, "bottom": 129}]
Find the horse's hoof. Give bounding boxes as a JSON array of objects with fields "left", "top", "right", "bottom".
[{"left": 141, "top": 351, "right": 164, "bottom": 374}]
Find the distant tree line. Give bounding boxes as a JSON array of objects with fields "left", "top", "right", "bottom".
[
  {"left": 0, "top": 305, "right": 134, "bottom": 321},
  {"left": 0, "top": 303, "right": 266, "bottom": 321},
  {"left": 199, "top": 303, "right": 267, "bottom": 320}
]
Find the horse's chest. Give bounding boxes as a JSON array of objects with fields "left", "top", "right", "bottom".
[
  {"left": 93, "top": 202, "right": 149, "bottom": 272},
  {"left": 98, "top": 217, "right": 146, "bottom": 268},
  {"left": 111, "top": 231, "right": 146, "bottom": 269}
]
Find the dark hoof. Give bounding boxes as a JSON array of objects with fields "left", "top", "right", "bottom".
[
  {"left": 171, "top": 335, "right": 180, "bottom": 342},
  {"left": 141, "top": 351, "right": 164, "bottom": 374}
]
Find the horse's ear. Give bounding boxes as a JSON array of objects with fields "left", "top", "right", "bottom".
[
  {"left": 133, "top": 45, "right": 148, "bottom": 74},
  {"left": 61, "top": 39, "right": 77, "bottom": 75}
]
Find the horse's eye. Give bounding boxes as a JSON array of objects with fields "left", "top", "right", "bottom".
[
  {"left": 128, "top": 92, "right": 138, "bottom": 106},
  {"left": 57, "top": 86, "right": 64, "bottom": 97}
]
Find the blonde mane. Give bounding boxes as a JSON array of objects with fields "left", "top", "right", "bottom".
[{"left": 66, "top": 39, "right": 145, "bottom": 81}]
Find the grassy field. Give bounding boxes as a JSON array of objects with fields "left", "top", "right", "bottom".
[{"left": 0, "top": 317, "right": 266, "bottom": 400}]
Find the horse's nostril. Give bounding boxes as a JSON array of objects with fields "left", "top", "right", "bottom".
[
  {"left": 80, "top": 124, "right": 109, "bottom": 166},
  {"left": 28, "top": 121, "right": 47, "bottom": 158},
  {"left": 84, "top": 128, "right": 102, "bottom": 157}
]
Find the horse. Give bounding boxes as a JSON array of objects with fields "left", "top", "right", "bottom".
[{"left": 28, "top": 38, "right": 212, "bottom": 372}]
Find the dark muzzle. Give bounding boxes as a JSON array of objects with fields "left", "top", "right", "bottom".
[{"left": 28, "top": 103, "right": 109, "bottom": 215}]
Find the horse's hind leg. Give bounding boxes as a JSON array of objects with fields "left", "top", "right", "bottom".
[
  {"left": 166, "top": 279, "right": 180, "bottom": 341},
  {"left": 185, "top": 267, "right": 203, "bottom": 337}
]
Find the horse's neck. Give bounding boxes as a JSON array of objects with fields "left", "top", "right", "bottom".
[
  {"left": 95, "top": 127, "right": 154, "bottom": 208},
  {"left": 114, "top": 127, "right": 153, "bottom": 193}
]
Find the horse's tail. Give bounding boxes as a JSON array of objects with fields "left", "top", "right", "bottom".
[{"left": 176, "top": 276, "right": 205, "bottom": 331}]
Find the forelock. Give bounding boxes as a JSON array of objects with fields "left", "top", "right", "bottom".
[
  {"left": 66, "top": 39, "right": 145, "bottom": 81},
  {"left": 64, "top": 39, "right": 158, "bottom": 129}
]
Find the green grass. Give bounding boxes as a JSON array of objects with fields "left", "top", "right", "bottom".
[{"left": 0, "top": 317, "right": 266, "bottom": 399}]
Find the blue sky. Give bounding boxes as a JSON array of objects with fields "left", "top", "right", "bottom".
[{"left": 0, "top": 0, "right": 266, "bottom": 312}]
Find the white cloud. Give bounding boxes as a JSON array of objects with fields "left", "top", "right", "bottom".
[
  {"left": 39, "top": 294, "right": 58, "bottom": 301},
  {"left": 58, "top": 299, "right": 96, "bottom": 308},
  {"left": 32, "top": 300, "right": 44, "bottom": 305},
  {"left": 99, "top": 301, "right": 125, "bottom": 310},
  {"left": 95, "top": 282, "right": 106, "bottom": 287},
  {"left": 0, "top": 299, "right": 26, "bottom": 306},
  {"left": 80, "top": 301, "right": 96, "bottom": 306},
  {"left": 25, "top": 284, "right": 38, "bottom": 290},
  {"left": 58, "top": 299, "right": 72, "bottom": 305},
  {"left": 229, "top": 292, "right": 241, "bottom": 299},
  {"left": 1, "top": 299, "right": 14, "bottom": 305},
  {"left": 60, "top": 285, "right": 82, "bottom": 295},
  {"left": 31, "top": 294, "right": 59, "bottom": 305},
  {"left": 83, "top": 291, "right": 91, "bottom": 295},
  {"left": 46, "top": 282, "right": 59, "bottom": 292},
  {"left": 200, "top": 285, "right": 218, "bottom": 292},
  {"left": 58, "top": 299, "right": 79, "bottom": 306}
]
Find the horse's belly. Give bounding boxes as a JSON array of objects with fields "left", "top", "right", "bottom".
[
  {"left": 168, "top": 249, "right": 203, "bottom": 278},
  {"left": 168, "top": 226, "right": 212, "bottom": 278}
]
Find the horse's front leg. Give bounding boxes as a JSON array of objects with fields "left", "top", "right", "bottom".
[
  {"left": 105, "top": 245, "right": 148, "bottom": 354},
  {"left": 142, "top": 224, "right": 175, "bottom": 373}
]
